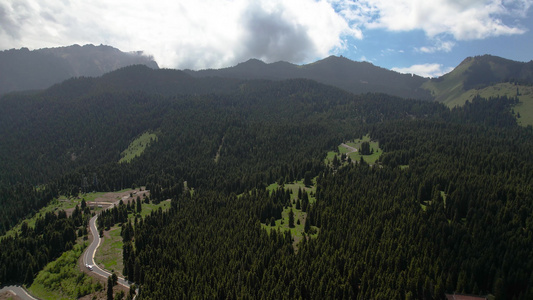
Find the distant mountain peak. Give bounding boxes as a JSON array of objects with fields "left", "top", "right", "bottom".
[
  {"left": 0, "top": 44, "right": 159, "bottom": 95},
  {"left": 241, "top": 58, "right": 266, "bottom": 65},
  {"left": 321, "top": 55, "right": 350, "bottom": 62},
  {"left": 423, "top": 54, "right": 533, "bottom": 105}
]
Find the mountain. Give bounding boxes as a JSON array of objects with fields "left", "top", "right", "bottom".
[
  {"left": 0, "top": 44, "right": 159, "bottom": 95},
  {"left": 44, "top": 64, "right": 243, "bottom": 99},
  {"left": 0, "top": 65, "right": 440, "bottom": 232},
  {"left": 185, "top": 56, "right": 433, "bottom": 100},
  {"left": 1, "top": 58, "right": 533, "bottom": 299},
  {"left": 423, "top": 55, "right": 533, "bottom": 104},
  {"left": 421, "top": 54, "right": 533, "bottom": 126}
]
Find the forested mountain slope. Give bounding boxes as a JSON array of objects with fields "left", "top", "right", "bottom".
[
  {"left": 0, "top": 64, "right": 532, "bottom": 299},
  {"left": 131, "top": 95, "right": 533, "bottom": 299},
  {"left": 0, "top": 66, "right": 440, "bottom": 233},
  {"left": 186, "top": 55, "right": 433, "bottom": 100},
  {"left": 0, "top": 44, "right": 158, "bottom": 95}
]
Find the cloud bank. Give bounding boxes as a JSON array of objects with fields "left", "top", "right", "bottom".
[
  {"left": 334, "top": 0, "right": 531, "bottom": 38},
  {"left": 0, "top": 0, "right": 351, "bottom": 69},
  {"left": 0, "top": 0, "right": 531, "bottom": 71},
  {"left": 393, "top": 63, "right": 454, "bottom": 78}
]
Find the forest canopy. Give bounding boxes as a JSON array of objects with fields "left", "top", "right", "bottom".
[{"left": 0, "top": 66, "right": 532, "bottom": 299}]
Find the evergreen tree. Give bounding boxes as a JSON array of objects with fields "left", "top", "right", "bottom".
[
  {"left": 288, "top": 208, "right": 295, "bottom": 228},
  {"left": 107, "top": 276, "right": 114, "bottom": 300},
  {"left": 304, "top": 171, "right": 313, "bottom": 187},
  {"left": 136, "top": 198, "right": 142, "bottom": 214},
  {"left": 360, "top": 141, "right": 371, "bottom": 155}
]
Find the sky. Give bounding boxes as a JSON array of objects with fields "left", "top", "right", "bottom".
[{"left": 1, "top": 0, "right": 533, "bottom": 78}]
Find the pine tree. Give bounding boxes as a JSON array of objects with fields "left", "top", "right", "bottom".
[
  {"left": 136, "top": 198, "right": 142, "bottom": 214},
  {"left": 304, "top": 171, "right": 313, "bottom": 186},
  {"left": 302, "top": 191, "right": 309, "bottom": 212},
  {"left": 112, "top": 272, "right": 118, "bottom": 286},
  {"left": 107, "top": 276, "right": 114, "bottom": 300},
  {"left": 288, "top": 209, "right": 295, "bottom": 228},
  {"left": 360, "top": 141, "right": 371, "bottom": 155}
]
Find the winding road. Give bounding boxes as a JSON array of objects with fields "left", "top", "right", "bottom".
[
  {"left": 0, "top": 285, "right": 38, "bottom": 300},
  {"left": 0, "top": 195, "right": 135, "bottom": 300},
  {"left": 83, "top": 197, "right": 133, "bottom": 289}
]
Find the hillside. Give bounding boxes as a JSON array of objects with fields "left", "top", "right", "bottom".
[
  {"left": 422, "top": 55, "right": 533, "bottom": 125},
  {"left": 186, "top": 55, "right": 433, "bottom": 100},
  {"left": 1, "top": 56, "right": 533, "bottom": 299},
  {"left": 0, "top": 65, "right": 436, "bottom": 189},
  {"left": 0, "top": 44, "right": 159, "bottom": 95},
  {"left": 0, "top": 66, "right": 444, "bottom": 235}
]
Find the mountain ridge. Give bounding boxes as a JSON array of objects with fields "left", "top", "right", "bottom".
[
  {"left": 185, "top": 55, "right": 433, "bottom": 100},
  {"left": 0, "top": 44, "right": 159, "bottom": 95},
  {"left": 423, "top": 54, "right": 533, "bottom": 125},
  {"left": 3, "top": 43, "right": 533, "bottom": 113}
]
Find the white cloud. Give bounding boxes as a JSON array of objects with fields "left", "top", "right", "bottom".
[
  {"left": 1, "top": 0, "right": 531, "bottom": 70},
  {"left": 360, "top": 55, "right": 373, "bottom": 62},
  {"left": 392, "top": 63, "right": 454, "bottom": 78},
  {"left": 331, "top": 0, "right": 532, "bottom": 40},
  {"left": 0, "top": 0, "right": 355, "bottom": 69},
  {"left": 416, "top": 39, "right": 456, "bottom": 53}
]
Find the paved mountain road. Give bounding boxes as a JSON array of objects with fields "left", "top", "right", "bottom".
[
  {"left": 0, "top": 195, "right": 136, "bottom": 300},
  {"left": 83, "top": 196, "right": 133, "bottom": 288},
  {"left": 0, "top": 285, "right": 38, "bottom": 300}
]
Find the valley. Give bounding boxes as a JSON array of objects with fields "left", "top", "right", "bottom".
[{"left": 0, "top": 51, "right": 532, "bottom": 299}]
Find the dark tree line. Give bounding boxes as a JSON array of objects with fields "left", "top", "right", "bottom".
[
  {"left": 0, "top": 207, "right": 90, "bottom": 285},
  {"left": 0, "top": 184, "right": 58, "bottom": 235}
]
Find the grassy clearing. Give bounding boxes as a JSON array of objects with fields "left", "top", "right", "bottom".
[
  {"left": 346, "top": 136, "right": 382, "bottom": 165},
  {"left": 95, "top": 226, "right": 124, "bottom": 276},
  {"left": 421, "top": 191, "right": 447, "bottom": 212},
  {"left": 427, "top": 82, "right": 533, "bottom": 127},
  {"left": 261, "top": 206, "right": 319, "bottom": 246},
  {"left": 2, "top": 194, "right": 92, "bottom": 239},
  {"left": 261, "top": 205, "right": 319, "bottom": 250},
  {"left": 80, "top": 192, "right": 108, "bottom": 202},
  {"left": 263, "top": 180, "right": 319, "bottom": 250},
  {"left": 95, "top": 199, "right": 171, "bottom": 277},
  {"left": 420, "top": 201, "right": 432, "bottom": 212},
  {"left": 119, "top": 131, "right": 158, "bottom": 163},
  {"left": 266, "top": 179, "right": 317, "bottom": 204},
  {"left": 29, "top": 242, "right": 103, "bottom": 300},
  {"left": 325, "top": 134, "right": 383, "bottom": 166},
  {"left": 512, "top": 85, "right": 533, "bottom": 127},
  {"left": 137, "top": 200, "right": 171, "bottom": 218},
  {"left": 325, "top": 151, "right": 337, "bottom": 163}
]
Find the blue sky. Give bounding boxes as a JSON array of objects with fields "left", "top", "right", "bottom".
[{"left": 1, "top": 0, "right": 532, "bottom": 77}]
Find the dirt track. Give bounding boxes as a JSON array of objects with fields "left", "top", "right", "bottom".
[{"left": 341, "top": 143, "right": 358, "bottom": 154}]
